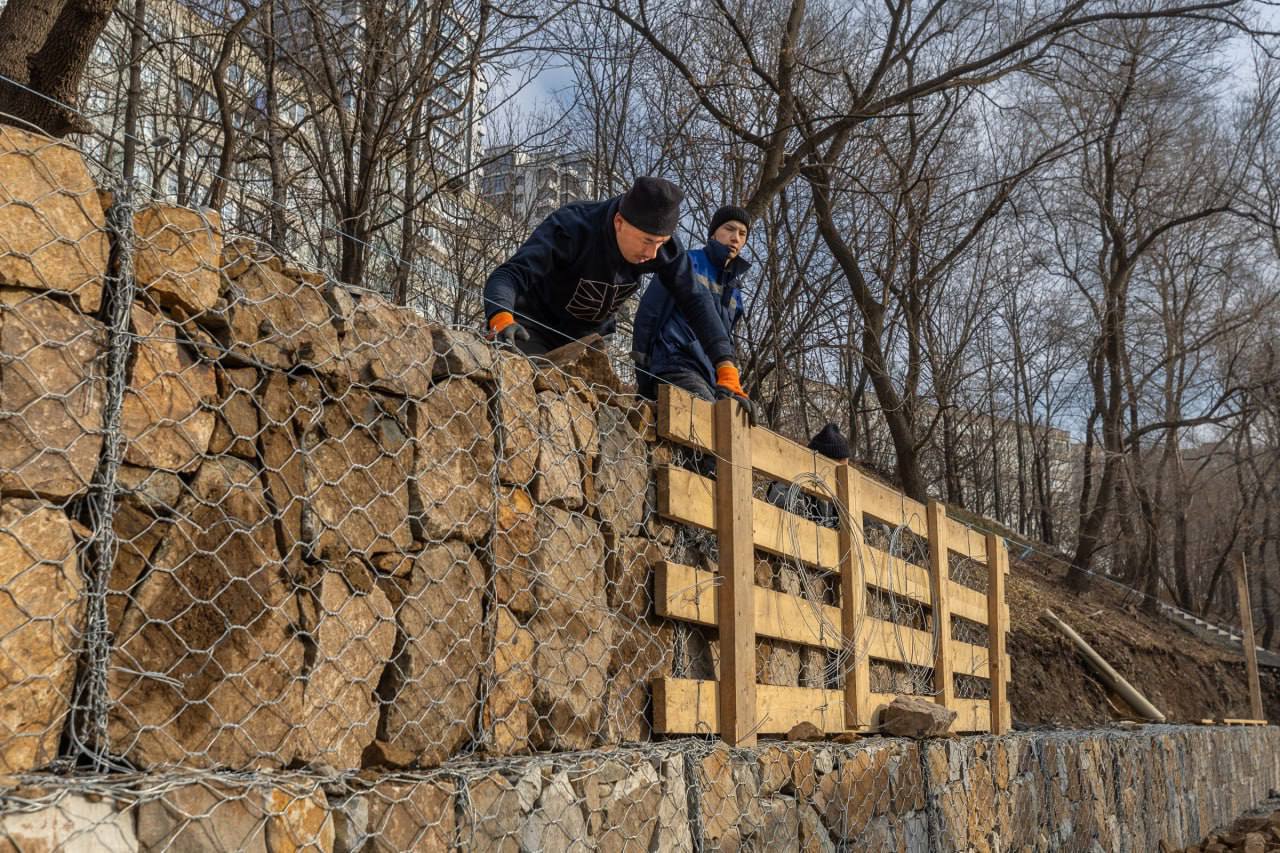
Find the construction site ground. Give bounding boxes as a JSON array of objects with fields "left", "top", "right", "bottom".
[{"left": 1007, "top": 551, "right": 1279, "bottom": 727}]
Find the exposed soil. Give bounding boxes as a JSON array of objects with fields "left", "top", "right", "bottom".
[{"left": 1007, "top": 552, "right": 1280, "bottom": 727}]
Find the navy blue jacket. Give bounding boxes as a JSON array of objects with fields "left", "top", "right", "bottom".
[
  {"left": 483, "top": 197, "right": 734, "bottom": 363},
  {"left": 632, "top": 238, "right": 749, "bottom": 393}
]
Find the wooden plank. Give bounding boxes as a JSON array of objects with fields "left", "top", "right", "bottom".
[
  {"left": 1236, "top": 554, "right": 1265, "bottom": 723},
  {"left": 860, "top": 542, "right": 989, "bottom": 626},
  {"left": 714, "top": 397, "right": 756, "bottom": 747},
  {"left": 652, "top": 678, "right": 846, "bottom": 735},
  {"left": 927, "top": 501, "right": 956, "bottom": 712},
  {"left": 837, "top": 464, "right": 871, "bottom": 728},
  {"left": 946, "top": 516, "right": 988, "bottom": 563},
  {"left": 1221, "top": 718, "right": 1268, "bottom": 726},
  {"left": 859, "top": 476, "right": 928, "bottom": 537},
  {"left": 987, "top": 530, "right": 1009, "bottom": 735}
]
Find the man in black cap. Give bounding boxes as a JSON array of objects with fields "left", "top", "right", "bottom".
[
  {"left": 768, "top": 423, "right": 852, "bottom": 528},
  {"left": 483, "top": 177, "right": 749, "bottom": 402},
  {"left": 632, "top": 204, "right": 751, "bottom": 402}
]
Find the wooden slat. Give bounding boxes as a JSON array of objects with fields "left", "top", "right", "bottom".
[
  {"left": 653, "top": 678, "right": 846, "bottom": 735},
  {"left": 928, "top": 501, "right": 955, "bottom": 710},
  {"left": 714, "top": 397, "right": 756, "bottom": 747},
  {"left": 946, "top": 517, "right": 988, "bottom": 563},
  {"left": 859, "top": 476, "right": 928, "bottom": 537},
  {"left": 861, "top": 543, "right": 989, "bottom": 626},
  {"left": 987, "top": 530, "right": 1009, "bottom": 735},
  {"left": 1236, "top": 555, "right": 1264, "bottom": 722},
  {"left": 837, "top": 464, "right": 871, "bottom": 728}
]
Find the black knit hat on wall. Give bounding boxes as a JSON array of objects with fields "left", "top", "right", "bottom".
[
  {"left": 708, "top": 204, "right": 751, "bottom": 238},
  {"left": 808, "top": 423, "right": 851, "bottom": 461},
  {"left": 618, "top": 176, "right": 683, "bottom": 236}
]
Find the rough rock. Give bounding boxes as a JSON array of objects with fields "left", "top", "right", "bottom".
[
  {"left": 759, "top": 639, "right": 802, "bottom": 687},
  {"left": 0, "top": 501, "right": 83, "bottom": 773},
  {"left": 209, "top": 366, "right": 261, "bottom": 459},
  {"left": 0, "top": 288, "right": 105, "bottom": 499},
  {"left": 461, "top": 766, "right": 542, "bottom": 851},
  {"left": 121, "top": 305, "right": 216, "bottom": 472},
  {"left": 534, "top": 391, "right": 586, "bottom": 507},
  {"left": 376, "top": 540, "right": 484, "bottom": 768},
  {"left": 218, "top": 259, "right": 345, "bottom": 375},
  {"left": 0, "top": 126, "right": 107, "bottom": 312},
  {"left": 606, "top": 535, "right": 661, "bottom": 617},
  {"left": 302, "top": 389, "right": 413, "bottom": 559},
  {"left": 0, "top": 793, "right": 137, "bottom": 852},
  {"left": 107, "top": 457, "right": 304, "bottom": 769},
  {"left": 788, "top": 721, "right": 825, "bottom": 742},
  {"left": 491, "top": 487, "right": 537, "bottom": 615},
  {"left": 531, "top": 603, "right": 614, "bottom": 751},
  {"left": 538, "top": 334, "right": 625, "bottom": 394},
  {"left": 578, "top": 755, "right": 662, "bottom": 852},
  {"left": 594, "top": 406, "right": 648, "bottom": 534},
  {"left": 135, "top": 783, "right": 331, "bottom": 853},
  {"left": 482, "top": 605, "right": 535, "bottom": 756},
  {"left": 265, "top": 787, "right": 335, "bottom": 853},
  {"left": 494, "top": 352, "right": 539, "bottom": 486},
  {"left": 361, "top": 739, "right": 418, "bottom": 770},
  {"left": 256, "top": 373, "right": 315, "bottom": 570},
  {"left": 432, "top": 326, "right": 495, "bottom": 380},
  {"left": 522, "top": 769, "right": 590, "bottom": 853},
  {"left": 697, "top": 744, "right": 763, "bottom": 850},
  {"left": 341, "top": 291, "right": 435, "bottom": 398},
  {"left": 879, "top": 694, "right": 957, "bottom": 738},
  {"left": 134, "top": 203, "right": 222, "bottom": 316},
  {"left": 410, "top": 378, "right": 494, "bottom": 544},
  {"left": 294, "top": 563, "right": 395, "bottom": 770},
  {"left": 363, "top": 779, "right": 457, "bottom": 853},
  {"left": 814, "top": 747, "right": 892, "bottom": 840},
  {"left": 656, "top": 753, "right": 693, "bottom": 852},
  {"left": 330, "top": 792, "right": 369, "bottom": 853},
  {"left": 115, "top": 463, "right": 183, "bottom": 512}
]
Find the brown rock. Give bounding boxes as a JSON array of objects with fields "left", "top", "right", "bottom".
[
  {"left": 0, "top": 501, "right": 83, "bottom": 773},
  {"left": 535, "top": 391, "right": 586, "bottom": 507},
  {"left": 878, "top": 695, "right": 957, "bottom": 738},
  {"left": 364, "top": 779, "right": 457, "bottom": 853},
  {"left": 698, "top": 744, "right": 763, "bottom": 849},
  {"left": 0, "top": 793, "right": 137, "bottom": 850},
  {"left": 210, "top": 366, "right": 261, "bottom": 459},
  {"left": 539, "top": 335, "right": 625, "bottom": 394},
  {"left": 0, "top": 288, "right": 105, "bottom": 499},
  {"left": 587, "top": 757, "right": 662, "bottom": 852},
  {"left": 256, "top": 374, "right": 311, "bottom": 570},
  {"left": 0, "top": 127, "right": 107, "bottom": 312},
  {"left": 302, "top": 389, "right": 413, "bottom": 559},
  {"left": 788, "top": 721, "right": 825, "bottom": 742},
  {"left": 410, "top": 378, "right": 495, "bottom": 544},
  {"left": 294, "top": 563, "right": 395, "bottom": 770},
  {"left": 531, "top": 604, "right": 615, "bottom": 751},
  {"left": 341, "top": 291, "right": 435, "bottom": 398},
  {"left": 265, "top": 787, "right": 335, "bottom": 853},
  {"left": 134, "top": 203, "right": 222, "bottom": 316},
  {"left": 606, "top": 535, "right": 662, "bottom": 617},
  {"left": 432, "top": 326, "right": 495, "bottom": 380},
  {"left": 1243, "top": 832, "right": 1267, "bottom": 853},
  {"left": 222, "top": 237, "right": 283, "bottom": 279},
  {"left": 361, "top": 739, "right": 418, "bottom": 770},
  {"left": 759, "top": 640, "right": 802, "bottom": 687},
  {"left": 759, "top": 746, "right": 793, "bottom": 796},
  {"left": 107, "top": 500, "right": 165, "bottom": 634},
  {"left": 115, "top": 463, "right": 183, "bottom": 511},
  {"left": 107, "top": 457, "right": 304, "bottom": 769},
  {"left": 220, "top": 261, "right": 345, "bottom": 375},
  {"left": 815, "top": 747, "right": 892, "bottom": 839},
  {"left": 522, "top": 769, "right": 589, "bottom": 853},
  {"left": 494, "top": 352, "right": 539, "bottom": 486},
  {"left": 121, "top": 305, "right": 216, "bottom": 472},
  {"left": 594, "top": 406, "right": 649, "bottom": 534},
  {"left": 482, "top": 605, "right": 535, "bottom": 755},
  {"left": 135, "top": 783, "right": 332, "bottom": 853},
  {"left": 376, "top": 540, "right": 484, "bottom": 768},
  {"left": 462, "top": 766, "right": 542, "bottom": 851},
  {"left": 492, "top": 487, "right": 537, "bottom": 615}
]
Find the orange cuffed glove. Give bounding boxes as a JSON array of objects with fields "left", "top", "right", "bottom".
[
  {"left": 486, "top": 311, "right": 529, "bottom": 345},
  {"left": 715, "top": 362, "right": 747, "bottom": 399},
  {"left": 489, "top": 311, "right": 515, "bottom": 335}
]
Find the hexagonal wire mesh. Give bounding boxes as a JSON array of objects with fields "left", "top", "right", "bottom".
[{"left": 0, "top": 116, "right": 997, "bottom": 851}]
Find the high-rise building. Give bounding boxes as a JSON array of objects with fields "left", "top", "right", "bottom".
[{"left": 480, "top": 145, "right": 593, "bottom": 227}]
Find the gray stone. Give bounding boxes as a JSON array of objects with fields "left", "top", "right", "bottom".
[
  {"left": 432, "top": 326, "right": 495, "bottom": 380},
  {"left": 409, "top": 378, "right": 494, "bottom": 544},
  {"left": 879, "top": 694, "right": 957, "bottom": 738},
  {"left": 461, "top": 766, "right": 542, "bottom": 852},
  {"left": 522, "top": 769, "right": 590, "bottom": 853},
  {"left": 363, "top": 779, "right": 457, "bottom": 853},
  {"left": 0, "top": 793, "right": 137, "bottom": 852},
  {"left": 594, "top": 406, "right": 649, "bottom": 534}
]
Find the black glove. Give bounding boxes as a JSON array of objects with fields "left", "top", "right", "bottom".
[
  {"left": 714, "top": 384, "right": 758, "bottom": 426},
  {"left": 489, "top": 322, "right": 530, "bottom": 347}
]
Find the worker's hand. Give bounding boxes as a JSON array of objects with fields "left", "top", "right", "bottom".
[
  {"left": 714, "top": 362, "right": 757, "bottom": 425},
  {"left": 630, "top": 350, "right": 649, "bottom": 369},
  {"left": 487, "top": 311, "right": 529, "bottom": 347}
]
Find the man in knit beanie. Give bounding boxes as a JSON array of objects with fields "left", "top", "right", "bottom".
[
  {"left": 482, "top": 177, "right": 749, "bottom": 403},
  {"left": 633, "top": 204, "right": 751, "bottom": 404}
]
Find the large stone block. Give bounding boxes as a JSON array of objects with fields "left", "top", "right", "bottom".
[
  {"left": 341, "top": 292, "right": 435, "bottom": 398},
  {"left": 0, "top": 501, "right": 83, "bottom": 773},
  {"left": 410, "top": 378, "right": 494, "bottom": 544},
  {"left": 0, "top": 126, "right": 107, "bottom": 313},
  {"left": 303, "top": 388, "right": 413, "bottom": 559},
  {"left": 458, "top": 766, "right": 542, "bottom": 852},
  {"left": 376, "top": 540, "right": 484, "bottom": 768},
  {"left": 697, "top": 744, "right": 764, "bottom": 850},
  {"left": 256, "top": 373, "right": 316, "bottom": 571},
  {"left": 432, "top": 326, "right": 495, "bottom": 381},
  {"left": 133, "top": 203, "right": 222, "bottom": 316},
  {"left": 217, "top": 257, "right": 345, "bottom": 375},
  {"left": 107, "top": 457, "right": 304, "bottom": 769},
  {"left": 209, "top": 366, "right": 261, "bottom": 459},
  {"left": 574, "top": 754, "right": 663, "bottom": 852},
  {"left": 0, "top": 793, "right": 137, "bottom": 852},
  {"left": 491, "top": 487, "right": 536, "bottom": 616},
  {"left": 134, "top": 783, "right": 332, "bottom": 853},
  {"left": 295, "top": 562, "right": 395, "bottom": 770},
  {"left": 363, "top": 778, "right": 457, "bottom": 853},
  {"left": 0, "top": 287, "right": 105, "bottom": 499},
  {"left": 534, "top": 391, "right": 586, "bottom": 508},
  {"left": 494, "top": 352, "right": 538, "bottom": 486},
  {"left": 482, "top": 605, "right": 534, "bottom": 756},
  {"left": 121, "top": 305, "right": 216, "bottom": 472},
  {"left": 594, "top": 406, "right": 648, "bottom": 534}
]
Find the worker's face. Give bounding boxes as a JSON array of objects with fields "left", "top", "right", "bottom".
[
  {"left": 712, "top": 220, "right": 749, "bottom": 258},
  {"left": 614, "top": 213, "right": 670, "bottom": 264}
]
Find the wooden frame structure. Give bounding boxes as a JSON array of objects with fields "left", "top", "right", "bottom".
[{"left": 651, "top": 386, "right": 1012, "bottom": 744}]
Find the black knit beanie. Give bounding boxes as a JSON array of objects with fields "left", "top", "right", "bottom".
[
  {"left": 808, "top": 423, "right": 851, "bottom": 461},
  {"left": 708, "top": 205, "right": 751, "bottom": 239},
  {"left": 618, "top": 177, "right": 683, "bottom": 236}
]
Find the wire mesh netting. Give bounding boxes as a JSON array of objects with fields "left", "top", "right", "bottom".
[{"left": 0, "top": 122, "right": 1008, "bottom": 851}]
